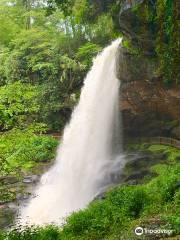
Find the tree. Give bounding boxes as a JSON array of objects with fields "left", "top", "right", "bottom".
[
  {"left": 76, "top": 42, "right": 102, "bottom": 70},
  {"left": 0, "top": 0, "right": 23, "bottom": 46},
  {"left": 0, "top": 81, "right": 39, "bottom": 130}
]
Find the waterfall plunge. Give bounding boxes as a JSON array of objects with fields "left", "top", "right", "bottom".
[{"left": 19, "top": 39, "right": 125, "bottom": 226}]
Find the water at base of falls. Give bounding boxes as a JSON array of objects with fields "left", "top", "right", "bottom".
[{"left": 18, "top": 38, "right": 125, "bottom": 226}]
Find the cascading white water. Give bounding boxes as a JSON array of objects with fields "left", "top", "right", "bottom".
[{"left": 19, "top": 38, "right": 124, "bottom": 226}]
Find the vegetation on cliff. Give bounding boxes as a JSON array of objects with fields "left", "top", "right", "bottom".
[
  {"left": 156, "top": 0, "right": 179, "bottom": 86},
  {"left": 121, "top": 0, "right": 179, "bottom": 87}
]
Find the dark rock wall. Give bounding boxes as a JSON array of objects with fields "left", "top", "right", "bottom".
[{"left": 118, "top": 0, "right": 180, "bottom": 139}]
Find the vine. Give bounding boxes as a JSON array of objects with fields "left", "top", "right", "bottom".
[{"left": 156, "top": 0, "right": 179, "bottom": 87}]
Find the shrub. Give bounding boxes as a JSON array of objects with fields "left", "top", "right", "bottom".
[{"left": 0, "top": 129, "right": 58, "bottom": 176}]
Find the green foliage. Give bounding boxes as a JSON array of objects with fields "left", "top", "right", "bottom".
[
  {"left": 0, "top": 28, "right": 84, "bottom": 130},
  {"left": 0, "top": 0, "right": 121, "bottom": 132},
  {"left": 156, "top": 0, "right": 179, "bottom": 86},
  {"left": 123, "top": 0, "right": 179, "bottom": 87},
  {"left": 0, "top": 157, "right": 179, "bottom": 239},
  {"left": 90, "top": 14, "right": 118, "bottom": 45},
  {"left": 0, "top": 0, "right": 23, "bottom": 46},
  {"left": 0, "top": 225, "right": 61, "bottom": 240},
  {"left": 53, "top": 0, "right": 74, "bottom": 16},
  {"left": 0, "top": 129, "right": 58, "bottom": 176},
  {"left": 148, "top": 163, "right": 180, "bottom": 203},
  {"left": 4, "top": 29, "right": 58, "bottom": 84},
  {"left": 127, "top": 143, "right": 180, "bottom": 163},
  {"left": 0, "top": 48, "right": 9, "bottom": 86},
  {"left": 122, "top": 39, "right": 141, "bottom": 56},
  {"left": 146, "top": 144, "right": 180, "bottom": 162},
  {"left": 0, "top": 82, "right": 39, "bottom": 130},
  {"left": 60, "top": 186, "right": 149, "bottom": 239},
  {"left": 73, "top": 0, "right": 89, "bottom": 24},
  {"left": 72, "top": 0, "right": 116, "bottom": 25},
  {"left": 76, "top": 43, "right": 102, "bottom": 70},
  {"left": 0, "top": 183, "right": 16, "bottom": 203}
]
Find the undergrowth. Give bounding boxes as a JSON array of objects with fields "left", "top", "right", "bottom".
[
  {"left": 0, "top": 129, "right": 58, "bottom": 176},
  {"left": 0, "top": 144, "right": 179, "bottom": 239}
]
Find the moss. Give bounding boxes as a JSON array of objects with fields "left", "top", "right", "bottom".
[
  {"left": 147, "top": 145, "right": 180, "bottom": 162},
  {"left": 0, "top": 208, "right": 14, "bottom": 230},
  {"left": 147, "top": 144, "right": 172, "bottom": 153},
  {"left": 156, "top": 0, "right": 179, "bottom": 86},
  {"left": 125, "top": 143, "right": 149, "bottom": 152},
  {"left": 127, "top": 143, "right": 180, "bottom": 163},
  {"left": 127, "top": 0, "right": 179, "bottom": 86},
  {"left": 122, "top": 39, "right": 142, "bottom": 56}
]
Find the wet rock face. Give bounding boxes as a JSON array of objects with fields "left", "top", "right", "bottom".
[
  {"left": 117, "top": 47, "right": 157, "bottom": 83},
  {"left": 0, "top": 162, "right": 52, "bottom": 229},
  {"left": 119, "top": 0, "right": 156, "bottom": 53},
  {"left": 0, "top": 207, "right": 15, "bottom": 229},
  {"left": 118, "top": 0, "right": 157, "bottom": 83},
  {"left": 0, "top": 176, "right": 39, "bottom": 229},
  {"left": 117, "top": 0, "right": 180, "bottom": 139},
  {"left": 93, "top": 151, "right": 166, "bottom": 201}
]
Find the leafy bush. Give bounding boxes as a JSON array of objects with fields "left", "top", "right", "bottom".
[
  {"left": 76, "top": 43, "right": 102, "bottom": 70},
  {"left": 0, "top": 129, "right": 58, "bottom": 176},
  {"left": 0, "top": 226, "right": 61, "bottom": 240},
  {"left": 0, "top": 82, "right": 39, "bottom": 130},
  {"left": 59, "top": 161, "right": 179, "bottom": 239},
  {"left": 149, "top": 163, "right": 180, "bottom": 202}
]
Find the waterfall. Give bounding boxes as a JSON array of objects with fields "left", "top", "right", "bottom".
[{"left": 19, "top": 38, "right": 125, "bottom": 226}]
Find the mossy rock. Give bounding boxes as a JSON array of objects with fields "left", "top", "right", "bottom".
[{"left": 0, "top": 207, "right": 14, "bottom": 229}]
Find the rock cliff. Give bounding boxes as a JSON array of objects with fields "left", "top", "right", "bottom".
[{"left": 118, "top": 0, "right": 180, "bottom": 139}]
